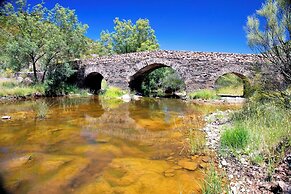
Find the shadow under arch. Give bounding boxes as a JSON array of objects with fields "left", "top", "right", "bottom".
[
  {"left": 83, "top": 72, "right": 104, "bottom": 94},
  {"left": 129, "top": 63, "right": 168, "bottom": 93},
  {"left": 214, "top": 72, "right": 252, "bottom": 97},
  {"left": 129, "top": 63, "right": 185, "bottom": 96}
]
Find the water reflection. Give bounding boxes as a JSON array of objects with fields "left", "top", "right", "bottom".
[{"left": 0, "top": 96, "right": 239, "bottom": 194}]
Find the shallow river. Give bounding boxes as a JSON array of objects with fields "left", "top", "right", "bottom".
[{"left": 0, "top": 97, "right": 238, "bottom": 194}]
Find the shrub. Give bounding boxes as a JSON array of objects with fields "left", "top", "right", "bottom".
[
  {"left": 188, "top": 89, "right": 219, "bottom": 100},
  {"left": 44, "top": 63, "right": 75, "bottom": 96},
  {"left": 221, "top": 125, "right": 249, "bottom": 150}
]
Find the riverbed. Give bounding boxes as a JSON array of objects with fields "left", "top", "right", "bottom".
[{"left": 0, "top": 97, "right": 239, "bottom": 194}]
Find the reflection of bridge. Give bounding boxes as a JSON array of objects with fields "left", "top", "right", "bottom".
[{"left": 74, "top": 50, "right": 282, "bottom": 94}]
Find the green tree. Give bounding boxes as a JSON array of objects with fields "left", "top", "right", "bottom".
[
  {"left": 246, "top": 0, "right": 291, "bottom": 85},
  {"left": 0, "top": 0, "right": 88, "bottom": 83},
  {"left": 99, "top": 18, "right": 159, "bottom": 54}
]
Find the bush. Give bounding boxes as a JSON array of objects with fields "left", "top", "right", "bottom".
[
  {"left": 221, "top": 125, "right": 249, "bottom": 150},
  {"left": 44, "top": 63, "right": 75, "bottom": 96},
  {"left": 188, "top": 89, "right": 219, "bottom": 100}
]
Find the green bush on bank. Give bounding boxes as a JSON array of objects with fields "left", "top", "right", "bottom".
[{"left": 188, "top": 89, "right": 219, "bottom": 100}]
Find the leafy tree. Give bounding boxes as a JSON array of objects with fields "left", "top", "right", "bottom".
[
  {"left": 99, "top": 18, "right": 159, "bottom": 54},
  {"left": 246, "top": 0, "right": 291, "bottom": 85},
  {"left": 0, "top": 0, "right": 88, "bottom": 83}
]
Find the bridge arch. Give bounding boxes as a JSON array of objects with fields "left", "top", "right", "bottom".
[
  {"left": 129, "top": 59, "right": 185, "bottom": 94},
  {"left": 84, "top": 72, "right": 104, "bottom": 93},
  {"left": 213, "top": 72, "right": 252, "bottom": 97}
]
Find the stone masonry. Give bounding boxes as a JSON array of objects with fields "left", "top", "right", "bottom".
[{"left": 75, "top": 50, "right": 280, "bottom": 93}]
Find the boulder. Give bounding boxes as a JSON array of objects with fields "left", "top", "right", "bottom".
[{"left": 120, "top": 94, "right": 131, "bottom": 102}]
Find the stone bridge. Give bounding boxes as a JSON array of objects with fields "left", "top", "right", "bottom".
[{"left": 74, "top": 50, "right": 277, "bottom": 95}]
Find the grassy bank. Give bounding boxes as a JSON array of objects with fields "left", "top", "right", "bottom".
[
  {"left": 0, "top": 79, "right": 45, "bottom": 97},
  {"left": 188, "top": 89, "right": 219, "bottom": 100},
  {"left": 219, "top": 92, "right": 290, "bottom": 182}
]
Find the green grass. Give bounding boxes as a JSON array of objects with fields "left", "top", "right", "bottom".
[
  {"left": 221, "top": 93, "right": 290, "bottom": 167},
  {"left": 202, "top": 164, "right": 228, "bottom": 194},
  {"left": 188, "top": 89, "right": 219, "bottom": 100},
  {"left": 215, "top": 73, "right": 244, "bottom": 96},
  {"left": 33, "top": 101, "right": 49, "bottom": 119},
  {"left": 216, "top": 85, "right": 244, "bottom": 96},
  {"left": 189, "top": 130, "right": 206, "bottom": 155},
  {"left": 0, "top": 79, "right": 45, "bottom": 97},
  {"left": 64, "top": 84, "right": 90, "bottom": 97},
  {"left": 221, "top": 125, "right": 249, "bottom": 150},
  {"left": 100, "top": 87, "right": 126, "bottom": 99},
  {"left": 232, "top": 101, "right": 290, "bottom": 158}
]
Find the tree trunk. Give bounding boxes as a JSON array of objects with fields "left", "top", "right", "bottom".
[
  {"left": 41, "top": 69, "right": 47, "bottom": 83},
  {"left": 32, "top": 61, "right": 38, "bottom": 83}
]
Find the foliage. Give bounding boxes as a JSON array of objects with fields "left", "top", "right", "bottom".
[
  {"left": 221, "top": 125, "right": 249, "bottom": 150},
  {"left": 0, "top": 79, "right": 45, "bottom": 97},
  {"left": 141, "top": 67, "right": 185, "bottom": 96},
  {"left": 202, "top": 164, "right": 228, "bottom": 194},
  {"left": 0, "top": 0, "right": 88, "bottom": 83},
  {"left": 44, "top": 63, "right": 75, "bottom": 96},
  {"left": 101, "top": 87, "right": 126, "bottom": 99},
  {"left": 246, "top": 0, "right": 291, "bottom": 85},
  {"left": 99, "top": 18, "right": 159, "bottom": 54},
  {"left": 188, "top": 89, "right": 219, "bottom": 100}
]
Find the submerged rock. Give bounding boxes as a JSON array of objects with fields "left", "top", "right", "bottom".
[
  {"left": 164, "top": 169, "right": 176, "bottom": 177},
  {"left": 178, "top": 159, "right": 198, "bottom": 171}
]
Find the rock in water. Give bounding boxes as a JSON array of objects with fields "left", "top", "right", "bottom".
[
  {"left": 120, "top": 94, "right": 131, "bottom": 102},
  {"left": 178, "top": 159, "right": 198, "bottom": 171},
  {"left": 1, "top": 116, "right": 11, "bottom": 120}
]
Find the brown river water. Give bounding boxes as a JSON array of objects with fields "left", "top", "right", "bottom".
[{"left": 0, "top": 97, "right": 239, "bottom": 194}]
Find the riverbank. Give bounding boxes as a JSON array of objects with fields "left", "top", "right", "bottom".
[{"left": 202, "top": 110, "right": 291, "bottom": 193}]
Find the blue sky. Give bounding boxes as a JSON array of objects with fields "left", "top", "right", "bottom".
[{"left": 26, "top": 0, "right": 265, "bottom": 53}]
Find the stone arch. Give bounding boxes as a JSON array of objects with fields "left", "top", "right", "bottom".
[
  {"left": 128, "top": 59, "right": 185, "bottom": 93},
  {"left": 84, "top": 72, "right": 104, "bottom": 93},
  {"left": 213, "top": 72, "right": 252, "bottom": 97}
]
